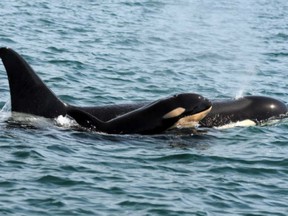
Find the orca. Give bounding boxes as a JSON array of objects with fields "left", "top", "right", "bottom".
[
  {"left": 66, "top": 95, "right": 212, "bottom": 134},
  {"left": 199, "top": 96, "right": 288, "bottom": 127},
  {"left": 0, "top": 47, "right": 286, "bottom": 132},
  {"left": 70, "top": 96, "right": 288, "bottom": 128},
  {"left": 0, "top": 47, "right": 212, "bottom": 135}
]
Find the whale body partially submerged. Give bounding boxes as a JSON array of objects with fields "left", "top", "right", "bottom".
[
  {"left": 0, "top": 47, "right": 287, "bottom": 134},
  {"left": 200, "top": 96, "right": 287, "bottom": 127},
  {"left": 0, "top": 47, "right": 212, "bottom": 134}
]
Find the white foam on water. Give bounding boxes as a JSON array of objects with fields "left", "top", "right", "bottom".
[
  {"left": 0, "top": 101, "right": 11, "bottom": 122},
  {"left": 54, "top": 115, "right": 77, "bottom": 128},
  {"left": 1, "top": 100, "right": 11, "bottom": 112}
]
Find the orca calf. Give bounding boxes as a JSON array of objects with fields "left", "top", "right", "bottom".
[
  {"left": 0, "top": 47, "right": 211, "bottom": 134},
  {"left": 66, "top": 95, "right": 212, "bottom": 134}
]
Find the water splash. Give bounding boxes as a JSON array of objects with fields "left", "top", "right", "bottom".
[
  {"left": 235, "top": 89, "right": 245, "bottom": 99},
  {"left": 1, "top": 100, "right": 11, "bottom": 112},
  {"left": 54, "top": 115, "right": 77, "bottom": 128},
  {"left": 0, "top": 100, "right": 11, "bottom": 122}
]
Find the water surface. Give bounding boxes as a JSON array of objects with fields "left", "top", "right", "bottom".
[{"left": 0, "top": 0, "right": 288, "bottom": 215}]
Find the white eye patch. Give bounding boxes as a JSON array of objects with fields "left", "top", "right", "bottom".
[{"left": 163, "top": 107, "right": 186, "bottom": 119}]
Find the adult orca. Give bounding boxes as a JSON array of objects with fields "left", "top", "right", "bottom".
[
  {"left": 200, "top": 96, "right": 287, "bottom": 127},
  {"left": 0, "top": 47, "right": 212, "bottom": 134}
]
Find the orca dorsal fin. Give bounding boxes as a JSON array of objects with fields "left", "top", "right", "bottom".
[{"left": 0, "top": 47, "right": 66, "bottom": 118}]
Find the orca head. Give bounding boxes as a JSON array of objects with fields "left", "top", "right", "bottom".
[
  {"left": 243, "top": 96, "right": 287, "bottom": 123},
  {"left": 161, "top": 93, "right": 212, "bottom": 128}
]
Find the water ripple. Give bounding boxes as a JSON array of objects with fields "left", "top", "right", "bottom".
[{"left": 0, "top": 0, "right": 288, "bottom": 215}]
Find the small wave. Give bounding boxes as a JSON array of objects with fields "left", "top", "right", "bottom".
[
  {"left": 12, "top": 150, "right": 44, "bottom": 159},
  {"left": 37, "top": 175, "right": 89, "bottom": 187},
  {"left": 265, "top": 52, "right": 288, "bottom": 57},
  {"left": 25, "top": 197, "right": 65, "bottom": 208},
  {"left": 47, "top": 144, "right": 75, "bottom": 154}
]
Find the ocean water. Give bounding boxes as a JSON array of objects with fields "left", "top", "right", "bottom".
[{"left": 0, "top": 0, "right": 288, "bottom": 215}]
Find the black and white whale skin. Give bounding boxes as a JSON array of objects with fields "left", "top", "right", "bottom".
[
  {"left": 66, "top": 94, "right": 212, "bottom": 134},
  {"left": 199, "top": 96, "right": 287, "bottom": 127},
  {"left": 70, "top": 96, "right": 287, "bottom": 128},
  {"left": 0, "top": 47, "right": 211, "bottom": 135},
  {"left": 0, "top": 47, "right": 286, "bottom": 132}
]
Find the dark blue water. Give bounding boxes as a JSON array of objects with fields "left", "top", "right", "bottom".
[{"left": 0, "top": 0, "right": 288, "bottom": 215}]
